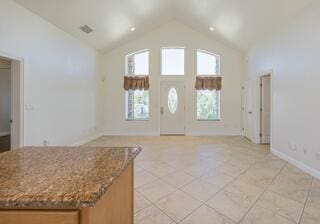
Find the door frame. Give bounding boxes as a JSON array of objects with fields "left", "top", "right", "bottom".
[
  {"left": 258, "top": 70, "right": 273, "bottom": 145},
  {"left": 242, "top": 79, "right": 254, "bottom": 141},
  {"left": 0, "top": 51, "right": 24, "bottom": 149},
  {"left": 159, "top": 77, "right": 186, "bottom": 136}
]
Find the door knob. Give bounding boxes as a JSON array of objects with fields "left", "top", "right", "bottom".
[{"left": 160, "top": 107, "right": 164, "bottom": 115}]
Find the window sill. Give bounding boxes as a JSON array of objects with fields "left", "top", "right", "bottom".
[
  {"left": 125, "top": 119, "right": 149, "bottom": 121},
  {"left": 197, "top": 119, "right": 221, "bottom": 122}
]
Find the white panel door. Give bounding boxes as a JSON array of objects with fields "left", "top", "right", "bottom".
[
  {"left": 160, "top": 81, "right": 185, "bottom": 135},
  {"left": 243, "top": 80, "right": 253, "bottom": 141},
  {"left": 261, "top": 76, "right": 271, "bottom": 144},
  {"left": 241, "top": 84, "right": 245, "bottom": 136}
]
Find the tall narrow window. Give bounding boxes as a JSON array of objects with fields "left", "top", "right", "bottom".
[
  {"left": 196, "top": 50, "right": 221, "bottom": 120},
  {"left": 125, "top": 50, "right": 149, "bottom": 120},
  {"left": 161, "top": 48, "right": 185, "bottom": 75}
]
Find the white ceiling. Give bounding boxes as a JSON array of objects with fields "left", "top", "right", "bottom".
[{"left": 14, "top": 0, "right": 316, "bottom": 52}]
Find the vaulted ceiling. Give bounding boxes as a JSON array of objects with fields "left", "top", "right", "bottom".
[{"left": 14, "top": 0, "right": 316, "bottom": 52}]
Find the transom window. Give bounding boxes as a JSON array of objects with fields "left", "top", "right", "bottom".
[
  {"left": 161, "top": 48, "right": 185, "bottom": 75},
  {"left": 196, "top": 49, "right": 221, "bottom": 121},
  {"left": 125, "top": 50, "right": 149, "bottom": 120}
]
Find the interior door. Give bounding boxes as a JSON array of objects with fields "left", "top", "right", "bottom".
[
  {"left": 261, "top": 75, "right": 271, "bottom": 144},
  {"left": 241, "top": 84, "right": 245, "bottom": 136},
  {"left": 160, "top": 80, "right": 185, "bottom": 135},
  {"left": 243, "top": 80, "right": 253, "bottom": 141}
]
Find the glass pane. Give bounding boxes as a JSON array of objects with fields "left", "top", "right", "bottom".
[
  {"left": 168, "top": 88, "right": 178, "bottom": 114},
  {"left": 126, "top": 90, "right": 134, "bottom": 120},
  {"left": 134, "top": 51, "right": 149, "bottom": 75},
  {"left": 126, "top": 50, "right": 149, "bottom": 75},
  {"left": 126, "top": 90, "right": 149, "bottom": 120},
  {"left": 197, "top": 50, "right": 217, "bottom": 75},
  {"left": 161, "top": 48, "right": 184, "bottom": 75},
  {"left": 197, "top": 90, "right": 220, "bottom": 120},
  {"left": 134, "top": 90, "right": 149, "bottom": 119}
]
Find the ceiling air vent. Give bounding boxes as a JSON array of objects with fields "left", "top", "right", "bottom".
[{"left": 80, "top": 25, "right": 93, "bottom": 34}]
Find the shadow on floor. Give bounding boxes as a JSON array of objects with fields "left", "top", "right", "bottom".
[{"left": 0, "top": 135, "right": 10, "bottom": 153}]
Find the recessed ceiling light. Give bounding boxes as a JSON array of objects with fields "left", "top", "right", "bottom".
[
  {"left": 130, "top": 27, "right": 136, "bottom": 32},
  {"left": 209, "top": 27, "right": 215, "bottom": 31}
]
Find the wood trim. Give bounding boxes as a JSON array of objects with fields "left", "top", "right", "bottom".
[
  {"left": 0, "top": 58, "right": 10, "bottom": 69},
  {"left": 80, "top": 162, "right": 134, "bottom": 224},
  {"left": 0, "top": 210, "right": 79, "bottom": 224},
  {"left": 0, "top": 131, "right": 10, "bottom": 137},
  {"left": 131, "top": 161, "right": 134, "bottom": 222}
]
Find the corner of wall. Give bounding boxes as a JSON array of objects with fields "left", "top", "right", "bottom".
[
  {"left": 271, "top": 147, "right": 320, "bottom": 180},
  {"left": 69, "top": 133, "right": 103, "bottom": 146}
]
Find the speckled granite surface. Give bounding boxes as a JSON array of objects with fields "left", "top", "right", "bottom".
[{"left": 0, "top": 146, "right": 141, "bottom": 208}]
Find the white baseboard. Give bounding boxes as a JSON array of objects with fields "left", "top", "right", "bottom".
[
  {"left": 185, "top": 131, "right": 241, "bottom": 136},
  {"left": 102, "top": 131, "right": 241, "bottom": 137},
  {"left": 271, "top": 148, "right": 320, "bottom": 180},
  {"left": 0, "top": 131, "right": 10, "bottom": 137},
  {"left": 69, "top": 133, "right": 103, "bottom": 146},
  {"left": 102, "top": 131, "right": 160, "bottom": 136}
]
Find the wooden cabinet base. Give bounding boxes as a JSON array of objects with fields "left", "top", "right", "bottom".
[
  {"left": 0, "top": 211, "right": 79, "bottom": 224},
  {"left": 80, "top": 161, "right": 134, "bottom": 224},
  {"left": 0, "top": 162, "right": 134, "bottom": 224}
]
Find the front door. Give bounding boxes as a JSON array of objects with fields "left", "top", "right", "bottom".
[{"left": 160, "top": 80, "right": 185, "bottom": 135}]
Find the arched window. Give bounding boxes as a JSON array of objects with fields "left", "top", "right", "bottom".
[
  {"left": 196, "top": 50, "right": 221, "bottom": 120},
  {"left": 197, "top": 50, "right": 220, "bottom": 75},
  {"left": 125, "top": 50, "right": 149, "bottom": 120}
]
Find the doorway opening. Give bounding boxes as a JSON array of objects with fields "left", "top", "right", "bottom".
[
  {"left": 260, "top": 74, "right": 271, "bottom": 144},
  {"left": 0, "top": 54, "right": 23, "bottom": 152},
  {"left": 0, "top": 58, "right": 11, "bottom": 152}
]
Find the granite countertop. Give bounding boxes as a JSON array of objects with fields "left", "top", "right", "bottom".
[{"left": 0, "top": 146, "right": 141, "bottom": 208}]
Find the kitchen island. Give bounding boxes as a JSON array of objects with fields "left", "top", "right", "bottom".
[{"left": 0, "top": 146, "right": 141, "bottom": 224}]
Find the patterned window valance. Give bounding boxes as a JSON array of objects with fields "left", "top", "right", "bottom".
[
  {"left": 124, "top": 75, "right": 150, "bottom": 91},
  {"left": 195, "top": 76, "right": 222, "bottom": 91}
]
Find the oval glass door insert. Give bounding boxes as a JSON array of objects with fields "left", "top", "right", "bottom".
[{"left": 168, "top": 88, "right": 178, "bottom": 114}]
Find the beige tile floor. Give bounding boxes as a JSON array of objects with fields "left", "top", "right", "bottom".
[{"left": 87, "top": 136, "right": 320, "bottom": 224}]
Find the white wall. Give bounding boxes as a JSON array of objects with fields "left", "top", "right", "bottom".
[
  {"left": 0, "top": 65, "right": 11, "bottom": 135},
  {"left": 0, "top": 0, "right": 102, "bottom": 146},
  {"left": 246, "top": 2, "right": 320, "bottom": 176},
  {"left": 102, "top": 21, "right": 243, "bottom": 136}
]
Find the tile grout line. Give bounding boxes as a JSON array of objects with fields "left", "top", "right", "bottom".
[
  {"left": 298, "top": 177, "right": 313, "bottom": 224},
  {"left": 136, "top": 160, "right": 306, "bottom": 223},
  {"left": 176, "top": 152, "right": 270, "bottom": 224},
  {"left": 267, "top": 187, "right": 310, "bottom": 205},
  {"left": 136, "top": 170, "right": 197, "bottom": 204},
  {"left": 140, "top": 203, "right": 178, "bottom": 224},
  {"left": 152, "top": 175, "right": 207, "bottom": 224},
  {"left": 136, "top": 161, "right": 234, "bottom": 223},
  {"left": 134, "top": 165, "right": 180, "bottom": 223},
  {"left": 135, "top": 190, "right": 178, "bottom": 223},
  {"left": 136, "top": 174, "right": 207, "bottom": 224},
  {"left": 134, "top": 190, "right": 154, "bottom": 213},
  {"left": 133, "top": 140, "right": 278, "bottom": 224},
  {"left": 236, "top": 162, "right": 288, "bottom": 224}
]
